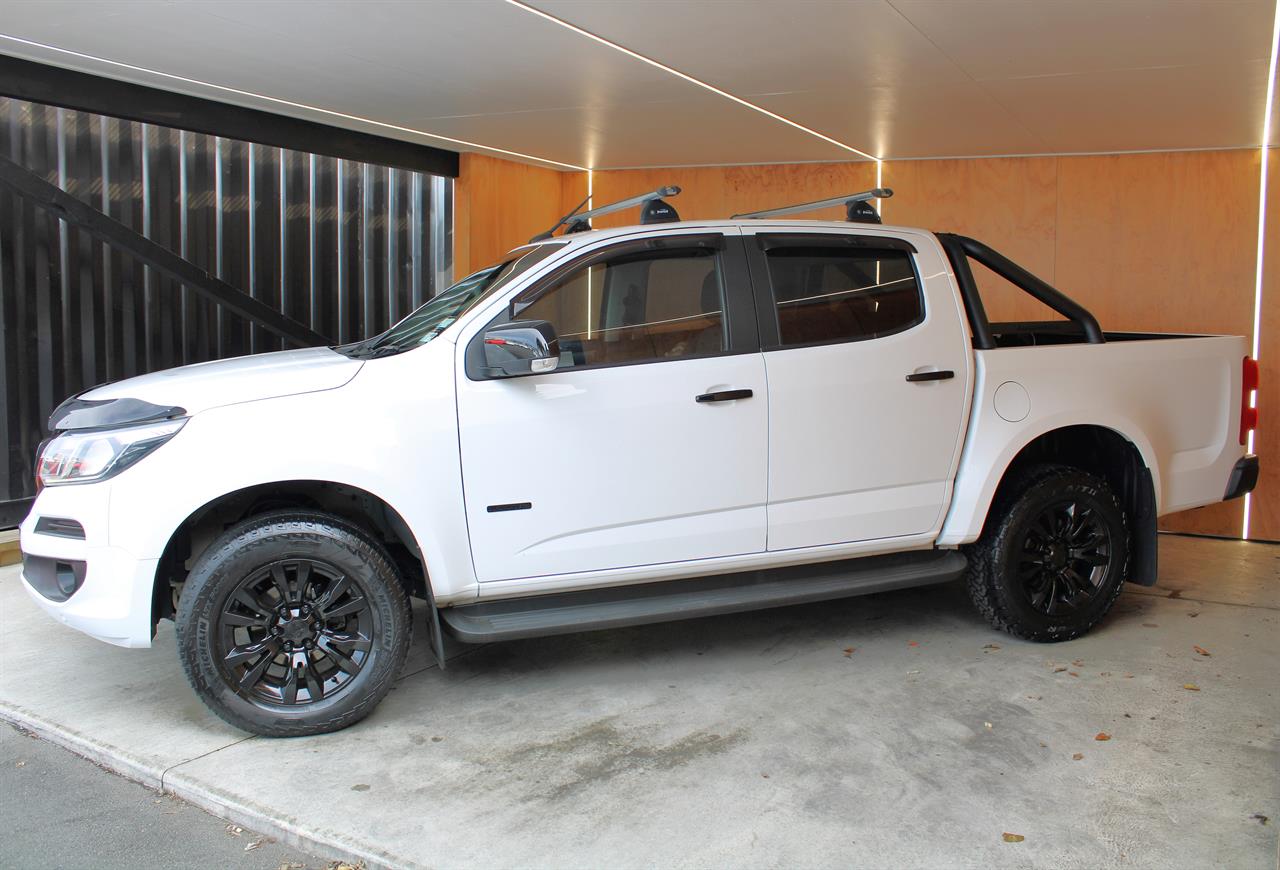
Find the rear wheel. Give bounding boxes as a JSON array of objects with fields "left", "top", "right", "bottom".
[
  {"left": 965, "top": 464, "right": 1129, "bottom": 642},
  {"left": 176, "top": 510, "right": 411, "bottom": 736}
]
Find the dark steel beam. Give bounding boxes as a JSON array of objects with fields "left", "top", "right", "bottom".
[
  {"left": 0, "top": 55, "right": 459, "bottom": 178},
  {"left": 0, "top": 154, "right": 329, "bottom": 347}
]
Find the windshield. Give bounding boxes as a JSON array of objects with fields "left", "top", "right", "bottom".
[{"left": 336, "top": 242, "right": 564, "bottom": 358}]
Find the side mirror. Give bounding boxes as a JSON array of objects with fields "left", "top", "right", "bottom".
[{"left": 482, "top": 320, "right": 560, "bottom": 378}]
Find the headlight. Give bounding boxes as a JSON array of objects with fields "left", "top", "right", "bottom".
[{"left": 37, "top": 419, "right": 186, "bottom": 487}]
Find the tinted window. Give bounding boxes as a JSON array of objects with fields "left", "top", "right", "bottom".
[
  {"left": 765, "top": 245, "right": 923, "bottom": 347},
  {"left": 516, "top": 248, "right": 726, "bottom": 369}
]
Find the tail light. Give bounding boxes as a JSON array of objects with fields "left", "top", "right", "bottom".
[{"left": 1240, "top": 356, "right": 1259, "bottom": 446}]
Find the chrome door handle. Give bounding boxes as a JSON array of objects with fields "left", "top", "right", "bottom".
[{"left": 696, "top": 389, "right": 754, "bottom": 403}]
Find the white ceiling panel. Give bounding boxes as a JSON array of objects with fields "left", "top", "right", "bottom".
[
  {"left": 888, "top": 0, "right": 1271, "bottom": 81},
  {"left": 982, "top": 59, "right": 1271, "bottom": 154},
  {"left": 0, "top": 0, "right": 1273, "bottom": 168}
]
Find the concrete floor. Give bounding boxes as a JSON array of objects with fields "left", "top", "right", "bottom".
[{"left": 0, "top": 535, "right": 1276, "bottom": 869}]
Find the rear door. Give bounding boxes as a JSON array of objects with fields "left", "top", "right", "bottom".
[
  {"left": 743, "top": 228, "right": 973, "bottom": 550},
  {"left": 455, "top": 230, "right": 768, "bottom": 582}
]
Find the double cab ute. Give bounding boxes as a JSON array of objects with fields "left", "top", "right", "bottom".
[{"left": 20, "top": 188, "right": 1259, "bottom": 735}]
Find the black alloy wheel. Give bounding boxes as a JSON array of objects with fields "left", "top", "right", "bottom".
[
  {"left": 177, "top": 511, "right": 411, "bottom": 737},
  {"left": 965, "top": 464, "right": 1129, "bottom": 642},
  {"left": 1015, "top": 499, "right": 1113, "bottom": 616},
  {"left": 217, "top": 559, "right": 373, "bottom": 707}
]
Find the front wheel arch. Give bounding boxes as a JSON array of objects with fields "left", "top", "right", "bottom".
[{"left": 152, "top": 480, "right": 429, "bottom": 631}]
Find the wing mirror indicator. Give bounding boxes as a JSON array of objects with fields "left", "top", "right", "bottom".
[{"left": 482, "top": 320, "right": 560, "bottom": 378}]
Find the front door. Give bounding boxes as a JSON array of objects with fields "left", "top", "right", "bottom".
[
  {"left": 744, "top": 229, "right": 972, "bottom": 550},
  {"left": 455, "top": 231, "right": 768, "bottom": 582}
]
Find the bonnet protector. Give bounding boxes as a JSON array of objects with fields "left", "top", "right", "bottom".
[{"left": 49, "top": 393, "right": 186, "bottom": 432}]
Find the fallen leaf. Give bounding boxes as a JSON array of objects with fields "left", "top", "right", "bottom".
[
  {"left": 1054, "top": 666, "right": 1068, "bottom": 673},
  {"left": 761, "top": 773, "right": 770, "bottom": 779},
  {"left": 1069, "top": 672, "right": 1080, "bottom": 677},
  {"left": 1072, "top": 753, "right": 1084, "bottom": 761},
  {"left": 1072, "top": 659, "right": 1083, "bottom": 667},
  {"left": 1183, "top": 683, "right": 1201, "bottom": 692},
  {"left": 1193, "top": 645, "right": 1211, "bottom": 657},
  {"left": 431, "top": 736, "right": 444, "bottom": 742},
  {"left": 1002, "top": 832, "right": 1025, "bottom": 843},
  {"left": 1142, "top": 623, "right": 1158, "bottom": 628},
  {"left": 1251, "top": 813, "right": 1270, "bottom": 825},
  {"left": 1188, "top": 612, "right": 1200, "bottom": 618},
  {"left": 983, "top": 643, "right": 1001, "bottom": 651},
  {"left": 351, "top": 783, "right": 371, "bottom": 792},
  {"left": 1123, "top": 713, "right": 1132, "bottom": 718},
  {"left": 1026, "top": 695, "right": 1042, "bottom": 701},
  {"left": 842, "top": 646, "right": 856, "bottom": 657},
  {"left": 1124, "top": 674, "right": 1134, "bottom": 679},
  {"left": 1095, "top": 732, "right": 1111, "bottom": 741},
  {"left": 1100, "top": 671, "right": 1111, "bottom": 677}
]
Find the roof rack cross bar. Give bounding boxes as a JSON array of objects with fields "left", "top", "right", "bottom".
[
  {"left": 529, "top": 185, "right": 681, "bottom": 242},
  {"left": 732, "top": 188, "right": 892, "bottom": 220}
]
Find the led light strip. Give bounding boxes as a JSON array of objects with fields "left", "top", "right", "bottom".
[
  {"left": 1243, "top": 1, "right": 1280, "bottom": 540},
  {"left": 0, "top": 33, "right": 588, "bottom": 172},
  {"left": 503, "top": 0, "right": 882, "bottom": 165}
]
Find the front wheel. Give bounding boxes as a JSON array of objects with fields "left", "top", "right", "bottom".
[
  {"left": 176, "top": 510, "right": 411, "bottom": 736},
  {"left": 965, "top": 464, "right": 1129, "bottom": 642}
]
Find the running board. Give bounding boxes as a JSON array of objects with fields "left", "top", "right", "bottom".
[{"left": 440, "top": 549, "right": 967, "bottom": 644}]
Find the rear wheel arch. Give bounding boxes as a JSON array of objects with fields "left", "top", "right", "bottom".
[
  {"left": 985, "top": 424, "right": 1158, "bottom": 586},
  {"left": 153, "top": 480, "right": 429, "bottom": 629}
]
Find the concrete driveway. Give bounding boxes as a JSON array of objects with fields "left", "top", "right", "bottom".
[{"left": 1, "top": 535, "right": 1276, "bottom": 869}]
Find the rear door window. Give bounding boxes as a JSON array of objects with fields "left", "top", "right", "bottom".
[{"left": 763, "top": 244, "right": 924, "bottom": 347}]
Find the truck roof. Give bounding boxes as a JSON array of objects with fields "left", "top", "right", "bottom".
[{"left": 521, "top": 219, "right": 930, "bottom": 253}]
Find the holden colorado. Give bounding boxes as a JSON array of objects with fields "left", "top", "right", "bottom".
[{"left": 20, "top": 187, "right": 1259, "bottom": 736}]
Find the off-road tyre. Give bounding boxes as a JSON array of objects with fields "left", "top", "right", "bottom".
[
  {"left": 176, "top": 510, "right": 411, "bottom": 736},
  {"left": 965, "top": 464, "right": 1129, "bottom": 642}
]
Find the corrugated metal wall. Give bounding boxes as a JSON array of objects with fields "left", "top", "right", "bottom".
[{"left": 0, "top": 96, "right": 453, "bottom": 522}]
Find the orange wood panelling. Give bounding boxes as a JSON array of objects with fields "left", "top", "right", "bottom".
[
  {"left": 453, "top": 153, "right": 585, "bottom": 275},
  {"left": 882, "top": 157, "right": 1060, "bottom": 324}
]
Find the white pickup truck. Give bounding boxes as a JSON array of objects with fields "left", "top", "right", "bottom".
[{"left": 19, "top": 188, "right": 1259, "bottom": 736}]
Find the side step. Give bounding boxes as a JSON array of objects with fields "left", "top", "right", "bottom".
[{"left": 440, "top": 549, "right": 967, "bottom": 644}]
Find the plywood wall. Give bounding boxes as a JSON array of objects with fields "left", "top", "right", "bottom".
[
  {"left": 455, "top": 149, "right": 1273, "bottom": 539},
  {"left": 453, "top": 152, "right": 586, "bottom": 276}
]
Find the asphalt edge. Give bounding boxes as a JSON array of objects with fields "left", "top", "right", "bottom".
[
  {"left": 0, "top": 702, "right": 163, "bottom": 789},
  {"left": 0, "top": 703, "right": 413, "bottom": 870}
]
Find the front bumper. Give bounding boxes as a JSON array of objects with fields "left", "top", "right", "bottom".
[
  {"left": 1223, "top": 454, "right": 1259, "bottom": 501},
  {"left": 19, "top": 491, "right": 158, "bottom": 648}
]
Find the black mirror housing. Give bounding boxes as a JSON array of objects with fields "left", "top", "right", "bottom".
[{"left": 482, "top": 320, "right": 560, "bottom": 378}]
